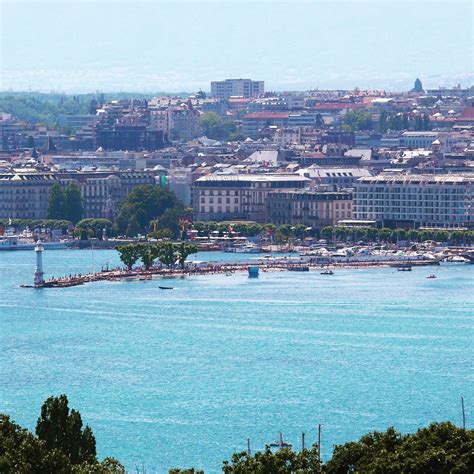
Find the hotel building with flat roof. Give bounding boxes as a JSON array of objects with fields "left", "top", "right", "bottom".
[{"left": 354, "top": 174, "right": 474, "bottom": 229}]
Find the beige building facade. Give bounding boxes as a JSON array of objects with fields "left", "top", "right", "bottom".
[{"left": 193, "top": 174, "right": 310, "bottom": 222}]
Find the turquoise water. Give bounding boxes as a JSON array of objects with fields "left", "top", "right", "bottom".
[{"left": 1, "top": 249, "right": 473, "bottom": 473}]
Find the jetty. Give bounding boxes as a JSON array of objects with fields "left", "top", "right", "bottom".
[{"left": 23, "top": 256, "right": 442, "bottom": 289}]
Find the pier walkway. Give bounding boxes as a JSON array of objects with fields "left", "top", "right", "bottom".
[{"left": 24, "top": 257, "right": 441, "bottom": 289}]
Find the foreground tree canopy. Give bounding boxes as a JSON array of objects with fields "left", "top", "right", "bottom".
[
  {"left": 0, "top": 395, "right": 124, "bottom": 473},
  {"left": 222, "top": 423, "right": 473, "bottom": 474},
  {"left": 1, "top": 404, "right": 472, "bottom": 474}
]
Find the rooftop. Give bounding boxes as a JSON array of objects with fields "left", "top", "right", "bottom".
[
  {"left": 195, "top": 173, "right": 310, "bottom": 183},
  {"left": 357, "top": 174, "right": 474, "bottom": 185},
  {"left": 243, "top": 112, "right": 290, "bottom": 120}
]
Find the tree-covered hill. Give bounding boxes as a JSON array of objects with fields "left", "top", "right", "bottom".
[{"left": 0, "top": 91, "right": 191, "bottom": 127}]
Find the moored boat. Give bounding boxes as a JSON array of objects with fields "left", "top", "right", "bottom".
[
  {"left": 269, "top": 432, "right": 292, "bottom": 449},
  {"left": 0, "top": 232, "right": 68, "bottom": 251}
]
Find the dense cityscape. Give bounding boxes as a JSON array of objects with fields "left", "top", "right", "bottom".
[
  {"left": 1, "top": 0, "right": 473, "bottom": 472},
  {"left": 1, "top": 78, "right": 474, "bottom": 235}
]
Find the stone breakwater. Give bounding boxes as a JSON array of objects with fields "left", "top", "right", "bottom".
[{"left": 22, "top": 258, "right": 441, "bottom": 289}]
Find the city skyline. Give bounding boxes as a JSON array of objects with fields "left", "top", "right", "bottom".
[{"left": 1, "top": 0, "right": 473, "bottom": 93}]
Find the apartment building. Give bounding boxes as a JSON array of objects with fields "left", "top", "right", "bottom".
[
  {"left": 210, "top": 79, "right": 264, "bottom": 100},
  {"left": 0, "top": 173, "right": 57, "bottom": 219},
  {"left": 354, "top": 174, "right": 474, "bottom": 229},
  {"left": 0, "top": 171, "right": 161, "bottom": 220},
  {"left": 193, "top": 173, "right": 310, "bottom": 222},
  {"left": 168, "top": 105, "right": 200, "bottom": 141},
  {"left": 267, "top": 189, "right": 353, "bottom": 227}
]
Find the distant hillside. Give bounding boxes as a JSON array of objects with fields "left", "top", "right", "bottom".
[{"left": 0, "top": 91, "right": 192, "bottom": 127}]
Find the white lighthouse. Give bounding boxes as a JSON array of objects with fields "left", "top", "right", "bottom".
[{"left": 34, "top": 241, "right": 45, "bottom": 287}]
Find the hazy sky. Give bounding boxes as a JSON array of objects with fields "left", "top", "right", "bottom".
[{"left": 1, "top": 0, "right": 473, "bottom": 93}]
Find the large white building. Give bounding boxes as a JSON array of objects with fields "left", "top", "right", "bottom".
[
  {"left": 210, "top": 79, "right": 264, "bottom": 100},
  {"left": 354, "top": 174, "right": 474, "bottom": 229},
  {"left": 399, "top": 131, "right": 453, "bottom": 151}
]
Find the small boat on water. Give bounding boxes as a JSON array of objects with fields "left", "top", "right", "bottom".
[
  {"left": 321, "top": 269, "right": 334, "bottom": 275},
  {"left": 427, "top": 274, "right": 437, "bottom": 279},
  {"left": 159, "top": 286, "right": 174, "bottom": 290},
  {"left": 269, "top": 432, "right": 292, "bottom": 449}
]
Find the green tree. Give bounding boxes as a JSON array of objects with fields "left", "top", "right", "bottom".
[
  {"left": 116, "top": 244, "right": 141, "bottom": 270},
  {"left": 321, "top": 226, "right": 335, "bottom": 240},
  {"left": 223, "top": 445, "right": 322, "bottom": 474},
  {"left": 176, "top": 242, "right": 198, "bottom": 268},
  {"left": 116, "top": 185, "right": 183, "bottom": 236},
  {"left": 378, "top": 110, "right": 388, "bottom": 133},
  {"left": 200, "top": 112, "right": 237, "bottom": 140},
  {"left": 157, "top": 206, "right": 185, "bottom": 239},
  {"left": 378, "top": 228, "right": 393, "bottom": 242},
  {"left": 0, "top": 414, "right": 71, "bottom": 473},
  {"left": 422, "top": 113, "right": 431, "bottom": 131},
  {"left": 125, "top": 215, "right": 141, "bottom": 237},
  {"left": 75, "top": 219, "right": 114, "bottom": 239},
  {"left": 342, "top": 109, "right": 372, "bottom": 131},
  {"left": 136, "top": 243, "right": 160, "bottom": 270},
  {"left": 157, "top": 242, "right": 177, "bottom": 267},
  {"left": 47, "top": 183, "right": 66, "bottom": 220},
  {"left": 36, "top": 394, "right": 96, "bottom": 465},
  {"left": 324, "top": 422, "right": 474, "bottom": 474},
  {"left": 389, "top": 113, "right": 403, "bottom": 131},
  {"left": 88, "top": 98, "right": 98, "bottom": 115},
  {"left": 408, "top": 229, "right": 421, "bottom": 242},
  {"left": 148, "top": 228, "right": 173, "bottom": 240},
  {"left": 64, "top": 183, "right": 84, "bottom": 224},
  {"left": 414, "top": 115, "right": 424, "bottom": 131},
  {"left": 402, "top": 113, "right": 410, "bottom": 130}
]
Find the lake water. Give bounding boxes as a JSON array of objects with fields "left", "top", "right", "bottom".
[{"left": 1, "top": 249, "right": 473, "bottom": 472}]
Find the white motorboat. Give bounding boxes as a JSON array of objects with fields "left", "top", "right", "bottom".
[{"left": 0, "top": 228, "right": 68, "bottom": 251}]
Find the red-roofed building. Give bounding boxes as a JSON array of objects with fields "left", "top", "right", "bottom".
[
  {"left": 455, "top": 102, "right": 474, "bottom": 124},
  {"left": 227, "top": 98, "right": 252, "bottom": 112}
]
